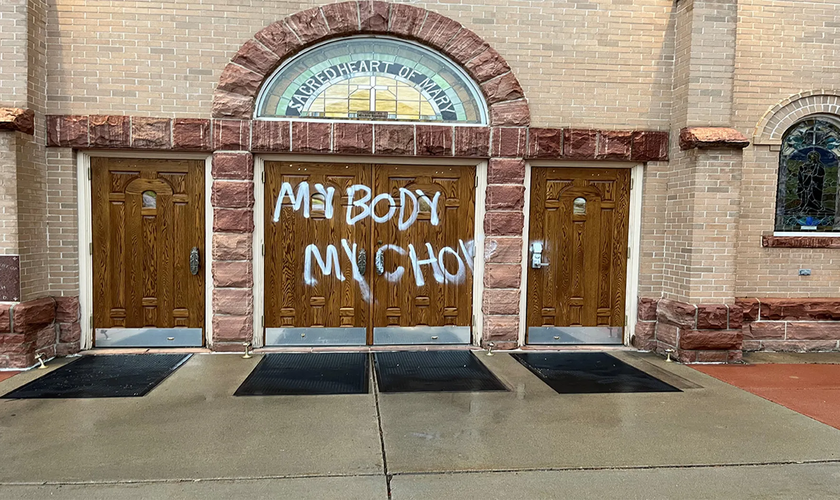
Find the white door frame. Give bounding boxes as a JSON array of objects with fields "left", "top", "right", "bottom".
[
  {"left": 76, "top": 151, "right": 214, "bottom": 350},
  {"left": 254, "top": 155, "right": 487, "bottom": 347},
  {"left": 520, "top": 161, "right": 645, "bottom": 346}
]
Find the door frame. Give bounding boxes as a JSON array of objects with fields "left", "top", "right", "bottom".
[
  {"left": 521, "top": 161, "right": 644, "bottom": 346},
  {"left": 254, "top": 155, "right": 487, "bottom": 347},
  {"left": 77, "top": 151, "right": 214, "bottom": 350}
]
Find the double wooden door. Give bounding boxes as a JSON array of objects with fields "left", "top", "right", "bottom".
[
  {"left": 526, "top": 168, "right": 630, "bottom": 344},
  {"left": 92, "top": 158, "right": 205, "bottom": 347},
  {"left": 264, "top": 162, "right": 475, "bottom": 345}
]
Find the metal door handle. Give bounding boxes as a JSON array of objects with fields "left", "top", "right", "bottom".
[
  {"left": 375, "top": 248, "right": 384, "bottom": 275},
  {"left": 190, "top": 247, "right": 200, "bottom": 275},
  {"left": 530, "top": 242, "right": 549, "bottom": 269},
  {"left": 357, "top": 248, "right": 367, "bottom": 275}
]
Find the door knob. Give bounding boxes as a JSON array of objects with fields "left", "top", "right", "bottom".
[
  {"left": 357, "top": 248, "right": 367, "bottom": 275},
  {"left": 530, "top": 242, "right": 549, "bottom": 269},
  {"left": 190, "top": 247, "right": 200, "bottom": 275}
]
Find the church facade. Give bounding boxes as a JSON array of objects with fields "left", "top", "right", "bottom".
[{"left": 2, "top": 0, "right": 840, "bottom": 368}]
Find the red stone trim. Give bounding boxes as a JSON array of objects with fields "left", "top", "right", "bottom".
[
  {"left": 0, "top": 108, "right": 35, "bottom": 136},
  {"left": 46, "top": 115, "right": 669, "bottom": 162},
  {"left": 679, "top": 127, "right": 750, "bottom": 150},
  {"left": 213, "top": 1, "right": 530, "bottom": 125},
  {"left": 762, "top": 235, "right": 840, "bottom": 248},
  {"left": 0, "top": 296, "right": 81, "bottom": 369}
]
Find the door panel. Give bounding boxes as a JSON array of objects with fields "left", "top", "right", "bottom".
[
  {"left": 371, "top": 165, "right": 475, "bottom": 344},
  {"left": 263, "top": 162, "right": 476, "bottom": 346},
  {"left": 264, "top": 162, "right": 371, "bottom": 345},
  {"left": 92, "top": 158, "right": 205, "bottom": 347},
  {"left": 526, "top": 168, "right": 630, "bottom": 344}
]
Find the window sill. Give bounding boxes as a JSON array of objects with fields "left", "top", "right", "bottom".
[{"left": 763, "top": 235, "right": 840, "bottom": 248}]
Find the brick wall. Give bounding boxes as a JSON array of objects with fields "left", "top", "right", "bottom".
[{"left": 45, "top": 0, "right": 675, "bottom": 130}]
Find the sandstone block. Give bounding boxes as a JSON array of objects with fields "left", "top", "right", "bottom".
[
  {"left": 679, "top": 329, "right": 742, "bottom": 351},
  {"left": 131, "top": 117, "right": 171, "bottom": 149},
  {"left": 484, "top": 264, "right": 521, "bottom": 288},
  {"left": 491, "top": 127, "right": 527, "bottom": 158},
  {"left": 375, "top": 124, "right": 414, "bottom": 155},
  {"left": 89, "top": 115, "right": 130, "bottom": 148},
  {"left": 212, "top": 181, "right": 254, "bottom": 209},
  {"left": 12, "top": 297, "right": 56, "bottom": 334},
  {"left": 484, "top": 211, "right": 524, "bottom": 236},
  {"left": 251, "top": 120, "right": 291, "bottom": 152},
  {"left": 291, "top": 122, "right": 331, "bottom": 153},
  {"left": 484, "top": 237, "right": 522, "bottom": 264},
  {"left": 213, "top": 288, "right": 254, "bottom": 316},
  {"left": 416, "top": 125, "right": 453, "bottom": 156},
  {"left": 454, "top": 126, "right": 490, "bottom": 157},
  {"left": 483, "top": 289, "right": 520, "bottom": 315},
  {"left": 527, "top": 128, "right": 563, "bottom": 158},
  {"left": 212, "top": 315, "right": 253, "bottom": 342},
  {"left": 173, "top": 119, "right": 211, "bottom": 151},
  {"left": 213, "top": 233, "right": 253, "bottom": 261},
  {"left": 212, "top": 152, "right": 253, "bottom": 180},
  {"left": 213, "top": 261, "right": 253, "bottom": 288},
  {"left": 488, "top": 158, "right": 525, "bottom": 184},
  {"left": 213, "top": 209, "right": 254, "bottom": 233},
  {"left": 54, "top": 296, "right": 80, "bottom": 323}
]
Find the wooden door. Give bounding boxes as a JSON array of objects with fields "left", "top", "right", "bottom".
[
  {"left": 92, "top": 158, "right": 205, "bottom": 342},
  {"left": 526, "top": 168, "right": 630, "bottom": 344},
  {"left": 264, "top": 162, "right": 372, "bottom": 344},
  {"left": 371, "top": 165, "right": 475, "bottom": 341}
]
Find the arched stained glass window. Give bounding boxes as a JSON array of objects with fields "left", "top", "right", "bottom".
[
  {"left": 776, "top": 117, "right": 840, "bottom": 232},
  {"left": 256, "top": 37, "right": 487, "bottom": 124}
]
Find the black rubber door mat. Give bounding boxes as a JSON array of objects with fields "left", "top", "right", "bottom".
[
  {"left": 375, "top": 351, "right": 508, "bottom": 393},
  {"left": 513, "top": 352, "right": 681, "bottom": 394},
  {"left": 1, "top": 354, "right": 190, "bottom": 399},
  {"left": 234, "top": 353, "right": 369, "bottom": 396}
]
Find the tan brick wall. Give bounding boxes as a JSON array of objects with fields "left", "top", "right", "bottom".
[
  {"left": 0, "top": 0, "right": 27, "bottom": 107},
  {"left": 731, "top": 0, "right": 840, "bottom": 298},
  {"left": 46, "top": 0, "right": 676, "bottom": 130},
  {"left": 0, "top": 133, "right": 19, "bottom": 255}
]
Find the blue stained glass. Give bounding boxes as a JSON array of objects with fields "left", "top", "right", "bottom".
[{"left": 775, "top": 118, "right": 840, "bottom": 232}]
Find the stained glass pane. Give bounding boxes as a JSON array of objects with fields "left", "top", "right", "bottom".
[
  {"left": 142, "top": 191, "right": 156, "bottom": 209},
  {"left": 256, "top": 37, "right": 487, "bottom": 124},
  {"left": 775, "top": 118, "right": 840, "bottom": 232}
]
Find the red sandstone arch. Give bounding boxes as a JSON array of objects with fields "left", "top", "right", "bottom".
[{"left": 212, "top": 1, "right": 530, "bottom": 126}]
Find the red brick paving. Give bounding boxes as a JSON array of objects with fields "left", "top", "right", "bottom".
[
  {"left": 0, "top": 371, "right": 20, "bottom": 383},
  {"left": 694, "top": 364, "right": 840, "bottom": 430}
]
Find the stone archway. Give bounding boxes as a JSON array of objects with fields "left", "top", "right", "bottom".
[{"left": 211, "top": 1, "right": 530, "bottom": 127}]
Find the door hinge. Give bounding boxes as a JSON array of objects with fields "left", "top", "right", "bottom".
[
  {"left": 627, "top": 246, "right": 631, "bottom": 259},
  {"left": 89, "top": 315, "right": 93, "bottom": 330},
  {"left": 261, "top": 315, "right": 264, "bottom": 328},
  {"left": 261, "top": 171, "right": 266, "bottom": 184},
  {"left": 261, "top": 242, "right": 265, "bottom": 256},
  {"left": 625, "top": 315, "right": 629, "bottom": 327},
  {"left": 630, "top": 177, "right": 634, "bottom": 190},
  {"left": 89, "top": 242, "right": 93, "bottom": 255},
  {"left": 87, "top": 167, "right": 92, "bottom": 181}
]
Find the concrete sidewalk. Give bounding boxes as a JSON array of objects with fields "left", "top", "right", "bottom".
[{"left": 1, "top": 352, "right": 839, "bottom": 499}]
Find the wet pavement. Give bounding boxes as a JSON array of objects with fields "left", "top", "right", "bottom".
[{"left": 1, "top": 352, "right": 840, "bottom": 499}]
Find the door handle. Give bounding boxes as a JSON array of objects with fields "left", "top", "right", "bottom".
[
  {"left": 190, "top": 247, "right": 200, "bottom": 275},
  {"left": 375, "top": 247, "right": 384, "bottom": 276},
  {"left": 530, "top": 242, "right": 549, "bottom": 269},
  {"left": 357, "top": 248, "right": 367, "bottom": 275}
]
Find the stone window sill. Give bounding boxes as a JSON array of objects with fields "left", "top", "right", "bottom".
[{"left": 763, "top": 235, "right": 840, "bottom": 248}]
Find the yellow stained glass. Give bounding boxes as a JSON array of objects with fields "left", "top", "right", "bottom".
[
  {"left": 397, "top": 101, "right": 420, "bottom": 115},
  {"left": 349, "top": 99, "right": 369, "bottom": 112},
  {"left": 294, "top": 73, "right": 444, "bottom": 120},
  {"left": 376, "top": 100, "right": 396, "bottom": 113},
  {"left": 324, "top": 84, "right": 349, "bottom": 98},
  {"left": 325, "top": 98, "right": 348, "bottom": 114}
]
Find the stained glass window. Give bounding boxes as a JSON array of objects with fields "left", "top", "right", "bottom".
[
  {"left": 256, "top": 37, "right": 487, "bottom": 124},
  {"left": 776, "top": 117, "right": 840, "bottom": 232}
]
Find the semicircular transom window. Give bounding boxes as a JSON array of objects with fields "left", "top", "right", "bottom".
[
  {"left": 256, "top": 37, "right": 488, "bottom": 124},
  {"left": 776, "top": 117, "right": 840, "bottom": 232}
]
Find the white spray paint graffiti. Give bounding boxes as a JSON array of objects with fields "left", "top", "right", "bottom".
[
  {"left": 275, "top": 181, "right": 440, "bottom": 229},
  {"left": 275, "top": 181, "right": 473, "bottom": 298}
]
